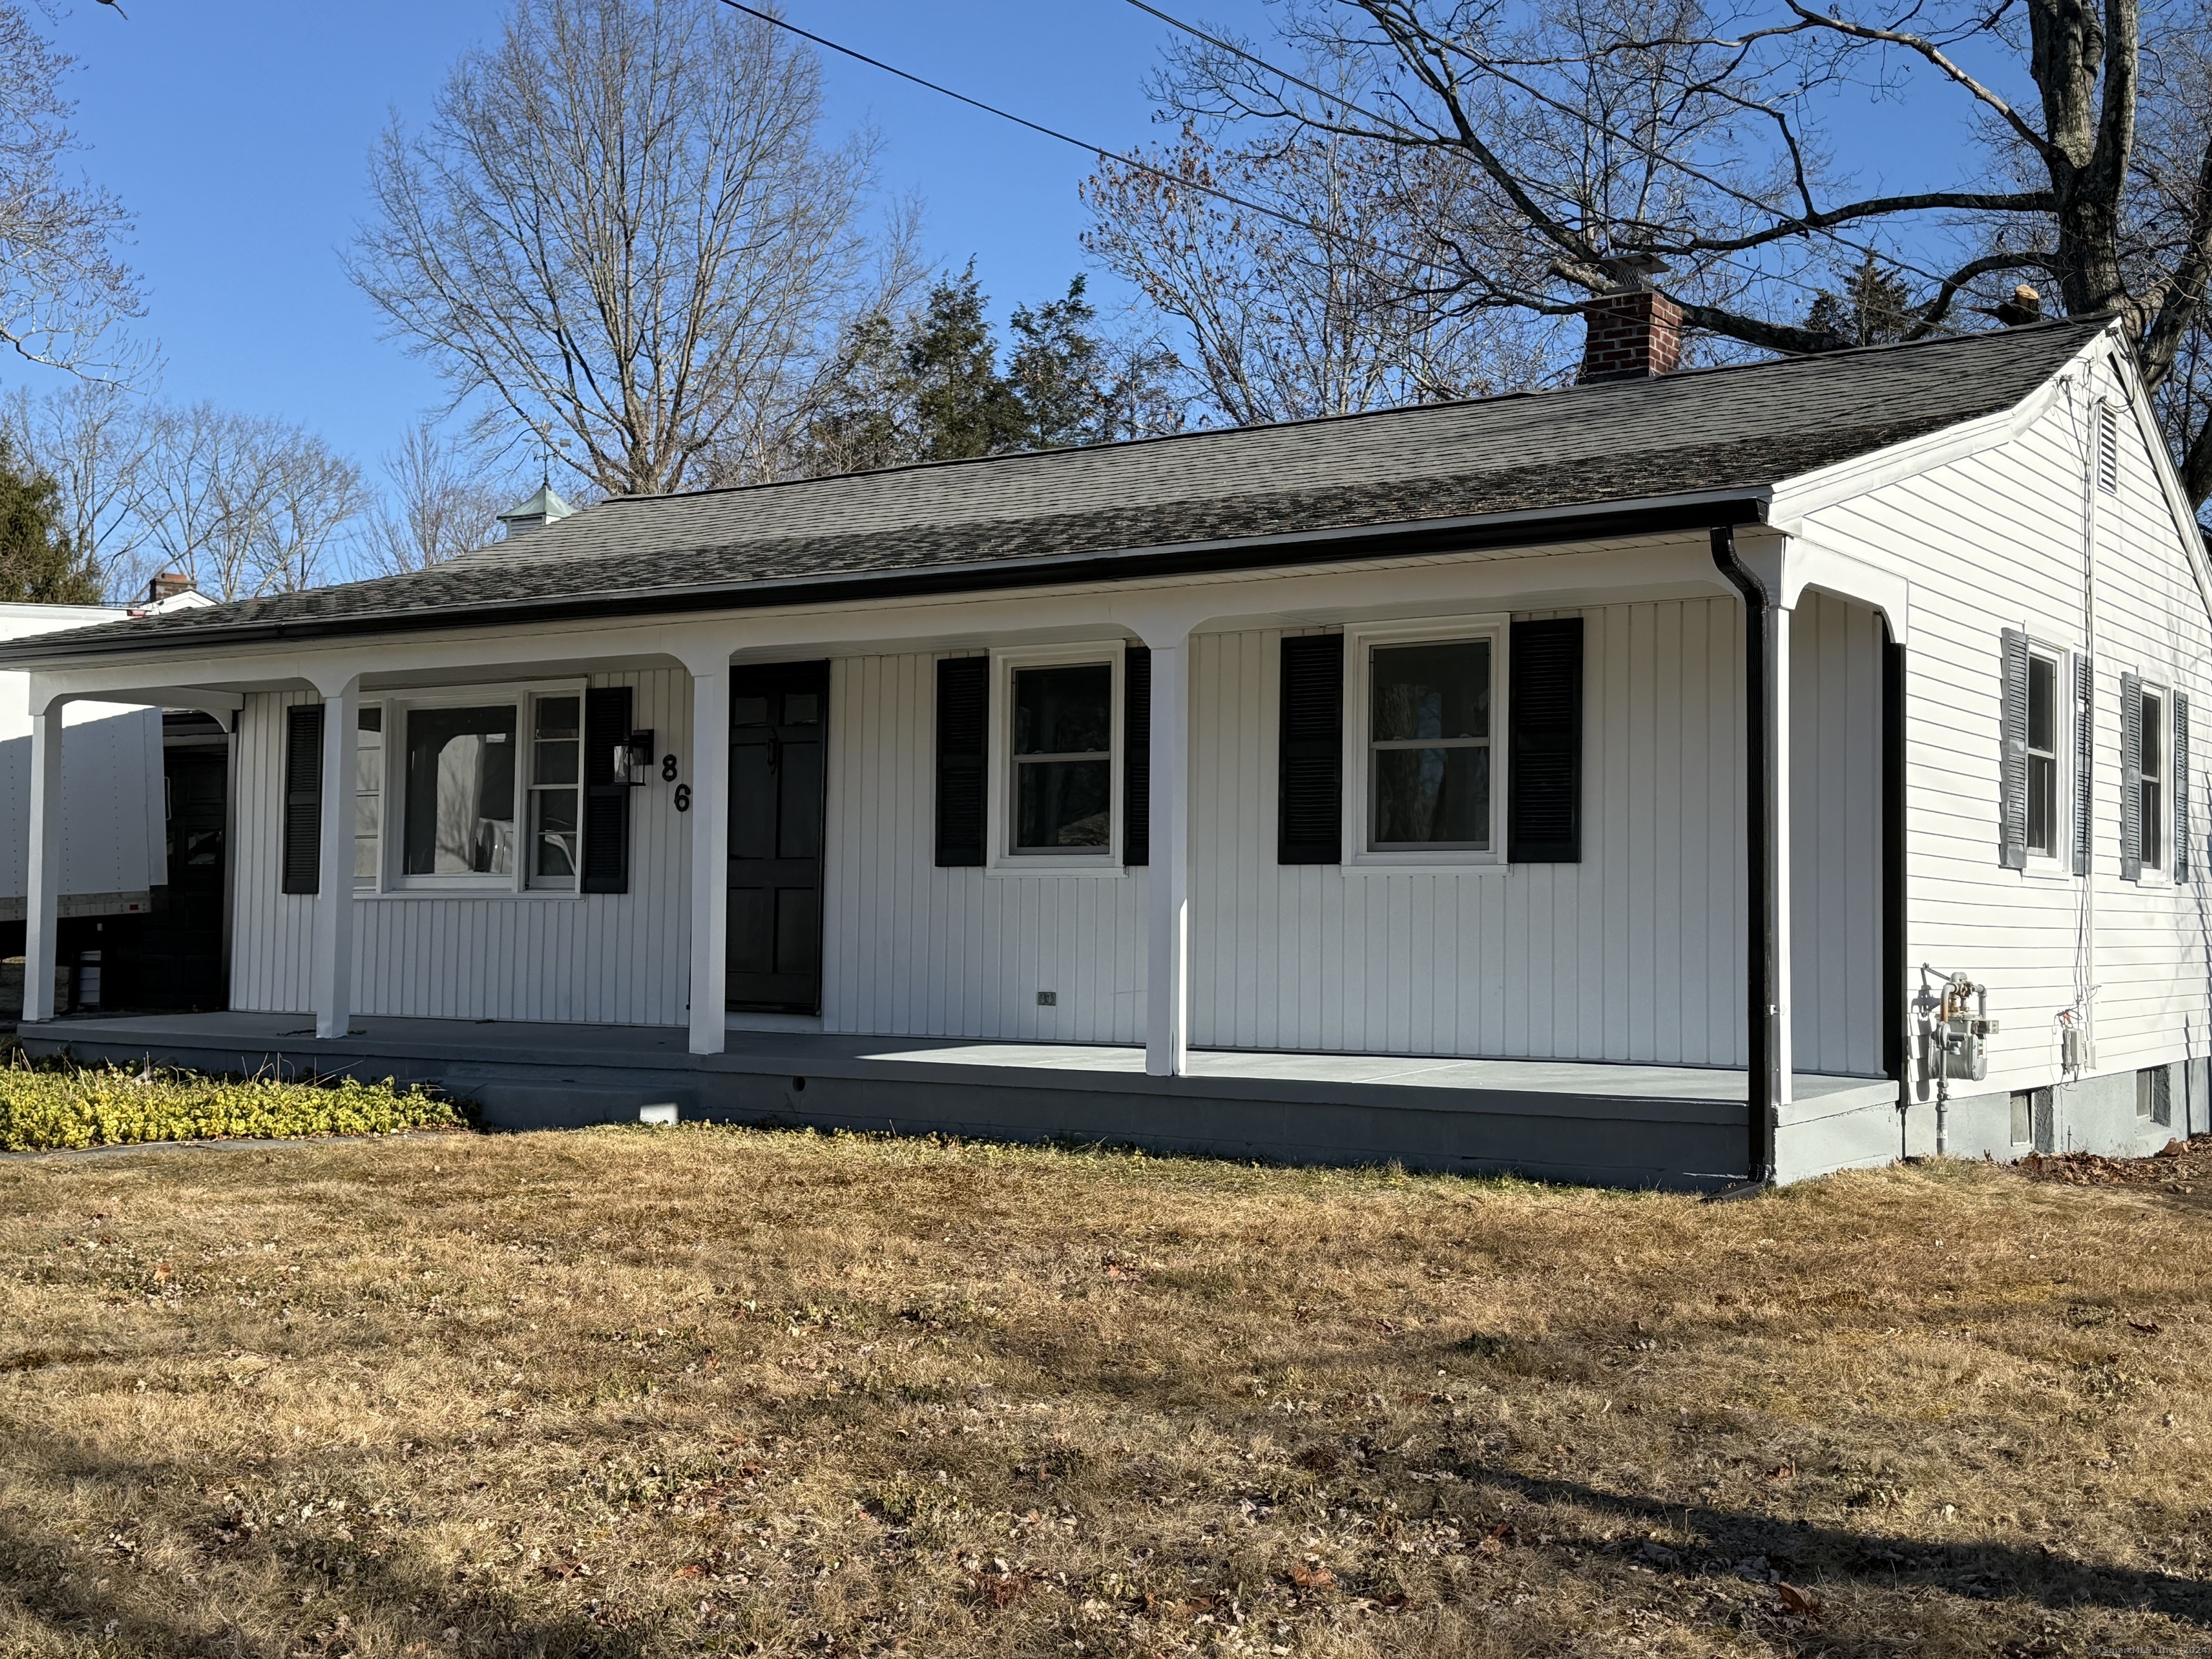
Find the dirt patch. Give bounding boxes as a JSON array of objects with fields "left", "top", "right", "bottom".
[{"left": 2014, "top": 1133, "right": 2209, "bottom": 1190}]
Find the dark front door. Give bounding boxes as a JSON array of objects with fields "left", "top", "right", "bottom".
[
  {"left": 727, "top": 662, "right": 828, "bottom": 1012},
  {"left": 124, "top": 742, "right": 229, "bottom": 1010}
]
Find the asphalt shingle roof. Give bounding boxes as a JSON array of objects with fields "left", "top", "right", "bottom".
[{"left": 9, "top": 316, "right": 2109, "bottom": 659}]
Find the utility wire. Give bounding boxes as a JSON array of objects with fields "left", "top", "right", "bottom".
[{"left": 716, "top": 0, "right": 1969, "bottom": 341}]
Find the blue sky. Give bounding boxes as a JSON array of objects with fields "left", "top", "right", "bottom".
[
  {"left": 23, "top": 0, "right": 1964, "bottom": 503},
  {"left": 24, "top": 0, "right": 1272, "bottom": 493}
]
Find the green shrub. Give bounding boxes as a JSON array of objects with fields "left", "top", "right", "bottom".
[{"left": 0, "top": 1058, "right": 462, "bottom": 1153}]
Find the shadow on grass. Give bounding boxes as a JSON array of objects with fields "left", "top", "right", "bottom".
[{"left": 0, "top": 1425, "right": 663, "bottom": 1659}]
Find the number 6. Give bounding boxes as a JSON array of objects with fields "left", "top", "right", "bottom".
[{"left": 674, "top": 784, "right": 692, "bottom": 812}]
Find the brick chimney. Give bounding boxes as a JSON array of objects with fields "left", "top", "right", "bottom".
[
  {"left": 145, "top": 570, "right": 192, "bottom": 603},
  {"left": 1576, "top": 291, "right": 1685, "bottom": 385}
]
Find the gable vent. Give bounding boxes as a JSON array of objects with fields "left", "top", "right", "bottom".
[{"left": 2097, "top": 403, "right": 2121, "bottom": 495}]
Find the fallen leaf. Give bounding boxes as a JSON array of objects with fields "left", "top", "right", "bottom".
[
  {"left": 539, "top": 1559, "right": 585, "bottom": 1582},
  {"left": 2130, "top": 1321, "right": 2163, "bottom": 1336},
  {"left": 1475, "top": 1522, "right": 1515, "bottom": 1557},
  {"left": 1776, "top": 1581, "right": 1822, "bottom": 1619},
  {"left": 1289, "top": 1561, "right": 1336, "bottom": 1591},
  {"left": 670, "top": 1564, "right": 703, "bottom": 1581}
]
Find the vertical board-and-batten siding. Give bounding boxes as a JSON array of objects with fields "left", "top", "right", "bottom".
[
  {"left": 821, "top": 652, "right": 1148, "bottom": 1044},
  {"left": 1799, "top": 351, "right": 2212, "bottom": 1095},
  {"left": 817, "top": 600, "right": 1879, "bottom": 1069},
  {"left": 230, "top": 670, "right": 692, "bottom": 1023}
]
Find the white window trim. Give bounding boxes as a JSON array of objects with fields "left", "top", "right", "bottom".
[
  {"left": 2136, "top": 677, "right": 2172, "bottom": 886},
  {"left": 364, "top": 678, "right": 589, "bottom": 899},
  {"left": 986, "top": 641, "right": 1126, "bottom": 876},
  {"left": 2021, "top": 641, "right": 2074, "bottom": 880},
  {"left": 1341, "top": 614, "right": 1511, "bottom": 873}
]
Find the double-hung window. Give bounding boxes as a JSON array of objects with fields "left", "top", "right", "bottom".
[
  {"left": 2026, "top": 649, "right": 2059, "bottom": 859},
  {"left": 2141, "top": 685, "right": 2166, "bottom": 873},
  {"left": 354, "top": 683, "right": 588, "bottom": 894},
  {"left": 1342, "top": 617, "right": 1508, "bottom": 866},
  {"left": 984, "top": 644, "right": 1124, "bottom": 870}
]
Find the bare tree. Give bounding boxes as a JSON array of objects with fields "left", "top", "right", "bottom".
[
  {"left": 349, "top": 0, "right": 913, "bottom": 498},
  {"left": 365, "top": 421, "right": 510, "bottom": 575},
  {"left": 1084, "top": 125, "right": 1560, "bottom": 423},
  {"left": 4, "top": 378, "right": 155, "bottom": 598},
  {"left": 0, "top": 4, "right": 144, "bottom": 378},
  {"left": 1154, "top": 0, "right": 2212, "bottom": 506},
  {"left": 136, "top": 405, "right": 368, "bottom": 600}
]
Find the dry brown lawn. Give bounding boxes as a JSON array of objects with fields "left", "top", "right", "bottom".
[{"left": 1, "top": 1125, "right": 2208, "bottom": 1659}]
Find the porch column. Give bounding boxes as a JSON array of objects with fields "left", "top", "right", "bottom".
[
  {"left": 688, "top": 657, "right": 732, "bottom": 1055},
  {"left": 22, "top": 698, "right": 63, "bottom": 1023},
  {"left": 310, "top": 675, "right": 360, "bottom": 1040},
  {"left": 1144, "top": 632, "right": 1191, "bottom": 1076}
]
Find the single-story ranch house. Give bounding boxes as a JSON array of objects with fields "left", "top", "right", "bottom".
[{"left": 6, "top": 302, "right": 2208, "bottom": 1187}]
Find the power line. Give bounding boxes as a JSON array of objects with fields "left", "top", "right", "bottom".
[{"left": 716, "top": 0, "right": 1972, "bottom": 341}]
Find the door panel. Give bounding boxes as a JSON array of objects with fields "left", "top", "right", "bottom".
[{"left": 726, "top": 662, "right": 829, "bottom": 1012}]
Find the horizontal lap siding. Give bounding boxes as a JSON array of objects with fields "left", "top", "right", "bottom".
[
  {"left": 819, "top": 652, "right": 1147, "bottom": 1043},
  {"left": 1187, "top": 603, "right": 1751, "bottom": 1064},
  {"left": 1803, "top": 366, "right": 2211, "bottom": 1095},
  {"left": 230, "top": 671, "right": 691, "bottom": 1025}
]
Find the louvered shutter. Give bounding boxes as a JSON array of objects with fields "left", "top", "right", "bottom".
[
  {"left": 1508, "top": 618, "right": 1584, "bottom": 863},
  {"left": 2175, "top": 692, "right": 2190, "bottom": 881},
  {"left": 1277, "top": 634, "right": 1343, "bottom": 864},
  {"left": 1124, "top": 645, "right": 1151, "bottom": 867},
  {"left": 935, "top": 656, "right": 989, "bottom": 867},
  {"left": 282, "top": 703, "right": 324, "bottom": 895},
  {"left": 2073, "top": 654, "right": 2093, "bottom": 877},
  {"left": 2121, "top": 670, "right": 2143, "bottom": 881},
  {"left": 582, "top": 686, "right": 631, "bottom": 894},
  {"left": 1999, "top": 629, "right": 2029, "bottom": 871}
]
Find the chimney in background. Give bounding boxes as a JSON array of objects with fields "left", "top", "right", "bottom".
[
  {"left": 1576, "top": 291, "right": 1685, "bottom": 385},
  {"left": 146, "top": 570, "right": 192, "bottom": 603}
]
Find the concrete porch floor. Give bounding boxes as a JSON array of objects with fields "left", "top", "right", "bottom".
[{"left": 17, "top": 1011, "right": 1899, "bottom": 1190}]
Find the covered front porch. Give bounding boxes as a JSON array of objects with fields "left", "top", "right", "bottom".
[{"left": 14, "top": 1010, "right": 1899, "bottom": 1190}]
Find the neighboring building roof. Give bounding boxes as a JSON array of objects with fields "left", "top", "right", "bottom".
[{"left": 1, "top": 316, "right": 2112, "bottom": 660}]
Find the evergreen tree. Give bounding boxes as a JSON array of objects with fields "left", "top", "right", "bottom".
[
  {"left": 1805, "top": 255, "right": 1915, "bottom": 348},
  {"left": 0, "top": 434, "right": 99, "bottom": 603}
]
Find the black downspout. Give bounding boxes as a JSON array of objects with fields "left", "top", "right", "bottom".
[
  {"left": 1711, "top": 526, "right": 1776, "bottom": 1186},
  {"left": 1881, "top": 628, "right": 1908, "bottom": 1110}
]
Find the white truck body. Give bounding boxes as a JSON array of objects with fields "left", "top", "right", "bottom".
[{"left": 0, "top": 604, "right": 166, "bottom": 922}]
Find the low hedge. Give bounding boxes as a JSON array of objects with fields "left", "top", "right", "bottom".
[{"left": 0, "top": 1058, "right": 462, "bottom": 1153}]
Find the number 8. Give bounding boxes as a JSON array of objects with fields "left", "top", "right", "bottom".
[{"left": 661, "top": 753, "right": 679, "bottom": 782}]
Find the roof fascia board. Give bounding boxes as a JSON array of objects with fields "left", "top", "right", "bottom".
[
  {"left": 1764, "top": 331, "right": 2108, "bottom": 531},
  {"left": 0, "top": 491, "right": 1770, "bottom": 667}
]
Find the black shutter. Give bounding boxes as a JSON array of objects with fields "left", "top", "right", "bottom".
[
  {"left": 1124, "top": 644, "right": 1151, "bottom": 866},
  {"left": 583, "top": 685, "right": 631, "bottom": 894},
  {"left": 282, "top": 703, "right": 323, "bottom": 896},
  {"left": 1999, "top": 629, "right": 2030, "bottom": 870},
  {"left": 1277, "top": 633, "right": 1342, "bottom": 864},
  {"left": 2073, "top": 653, "right": 2093, "bottom": 878},
  {"left": 2121, "top": 670, "right": 2142, "bottom": 882},
  {"left": 935, "top": 656, "right": 989, "bottom": 867},
  {"left": 1508, "top": 618, "right": 1584, "bottom": 863},
  {"left": 2176, "top": 691, "right": 2190, "bottom": 882}
]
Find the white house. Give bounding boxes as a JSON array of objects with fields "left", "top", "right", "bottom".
[{"left": 4, "top": 304, "right": 2206, "bottom": 1187}]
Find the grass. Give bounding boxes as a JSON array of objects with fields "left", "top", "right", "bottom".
[{"left": 1, "top": 1124, "right": 2208, "bottom": 1658}]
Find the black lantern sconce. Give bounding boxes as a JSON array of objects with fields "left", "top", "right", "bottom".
[{"left": 616, "top": 729, "right": 655, "bottom": 787}]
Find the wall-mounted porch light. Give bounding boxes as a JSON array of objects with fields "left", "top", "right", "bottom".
[{"left": 616, "top": 729, "right": 655, "bottom": 787}]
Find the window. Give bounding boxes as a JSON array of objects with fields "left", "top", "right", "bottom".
[
  {"left": 1011, "top": 663, "right": 1113, "bottom": 853},
  {"left": 527, "top": 694, "right": 582, "bottom": 889},
  {"left": 2138, "top": 1065, "right": 2172, "bottom": 1126},
  {"left": 403, "top": 704, "right": 517, "bottom": 878},
  {"left": 2141, "top": 687, "right": 2165, "bottom": 871},
  {"left": 2026, "top": 652, "right": 2059, "bottom": 858},
  {"left": 1340, "top": 618, "right": 1508, "bottom": 866},
  {"left": 354, "top": 706, "right": 383, "bottom": 884}
]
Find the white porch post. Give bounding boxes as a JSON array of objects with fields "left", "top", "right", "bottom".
[
  {"left": 22, "top": 696, "right": 63, "bottom": 1023},
  {"left": 688, "top": 656, "right": 732, "bottom": 1056},
  {"left": 1144, "top": 632, "right": 1192, "bottom": 1076},
  {"left": 1768, "top": 601, "right": 1794, "bottom": 1107},
  {"left": 311, "top": 675, "right": 360, "bottom": 1040}
]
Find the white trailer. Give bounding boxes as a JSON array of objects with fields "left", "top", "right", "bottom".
[{"left": 0, "top": 604, "right": 166, "bottom": 926}]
